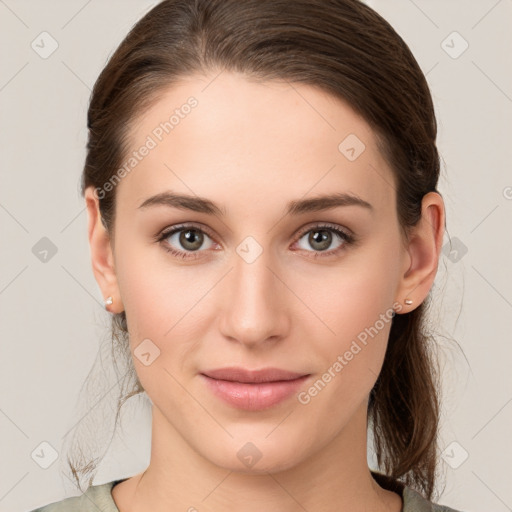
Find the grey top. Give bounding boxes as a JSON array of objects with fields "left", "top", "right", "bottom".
[{"left": 30, "top": 473, "right": 465, "bottom": 512}]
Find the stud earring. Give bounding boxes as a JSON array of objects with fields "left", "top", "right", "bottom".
[
  {"left": 104, "top": 296, "right": 113, "bottom": 307},
  {"left": 404, "top": 298, "right": 413, "bottom": 305}
]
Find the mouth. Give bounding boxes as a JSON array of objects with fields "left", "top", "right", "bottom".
[{"left": 200, "top": 367, "right": 311, "bottom": 410}]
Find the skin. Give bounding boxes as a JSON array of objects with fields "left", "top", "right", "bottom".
[{"left": 85, "top": 71, "right": 445, "bottom": 512}]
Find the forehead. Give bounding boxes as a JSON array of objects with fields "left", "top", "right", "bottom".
[{"left": 116, "top": 71, "right": 396, "bottom": 216}]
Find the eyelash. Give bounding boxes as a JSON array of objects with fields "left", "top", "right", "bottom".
[{"left": 154, "top": 222, "right": 356, "bottom": 260}]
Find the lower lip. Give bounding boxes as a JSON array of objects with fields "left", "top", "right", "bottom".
[{"left": 200, "top": 374, "right": 310, "bottom": 411}]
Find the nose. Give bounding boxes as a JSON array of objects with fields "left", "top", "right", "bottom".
[{"left": 218, "top": 245, "right": 291, "bottom": 349}]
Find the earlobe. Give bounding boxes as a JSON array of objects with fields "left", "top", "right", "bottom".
[
  {"left": 84, "top": 186, "right": 123, "bottom": 313},
  {"left": 394, "top": 191, "right": 445, "bottom": 313}
]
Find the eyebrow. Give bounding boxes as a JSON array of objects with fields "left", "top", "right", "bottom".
[{"left": 137, "top": 191, "right": 374, "bottom": 216}]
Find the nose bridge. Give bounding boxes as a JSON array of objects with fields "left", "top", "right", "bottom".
[{"left": 219, "top": 239, "right": 289, "bottom": 346}]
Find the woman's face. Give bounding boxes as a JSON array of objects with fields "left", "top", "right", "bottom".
[{"left": 92, "top": 71, "right": 418, "bottom": 472}]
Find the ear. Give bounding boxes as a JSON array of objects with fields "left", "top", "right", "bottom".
[
  {"left": 84, "top": 186, "right": 123, "bottom": 313},
  {"left": 393, "top": 191, "right": 445, "bottom": 313}
]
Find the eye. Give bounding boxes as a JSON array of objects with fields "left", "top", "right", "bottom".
[
  {"left": 293, "top": 223, "right": 355, "bottom": 257},
  {"left": 155, "top": 222, "right": 356, "bottom": 261},
  {"left": 156, "top": 224, "right": 217, "bottom": 260}
]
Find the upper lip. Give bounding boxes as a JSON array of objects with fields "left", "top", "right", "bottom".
[{"left": 201, "top": 367, "right": 309, "bottom": 383}]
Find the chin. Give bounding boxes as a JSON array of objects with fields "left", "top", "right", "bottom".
[{"left": 200, "top": 431, "right": 310, "bottom": 475}]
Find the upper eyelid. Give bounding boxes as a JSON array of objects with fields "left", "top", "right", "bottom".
[
  {"left": 160, "top": 222, "right": 216, "bottom": 240},
  {"left": 295, "top": 222, "right": 351, "bottom": 238}
]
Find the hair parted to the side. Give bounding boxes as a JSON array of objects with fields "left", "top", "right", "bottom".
[{"left": 69, "top": 0, "right": 448, "bottom": 500}]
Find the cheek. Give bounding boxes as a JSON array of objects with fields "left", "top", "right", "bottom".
[
  {"left": 293, "top": 274, "right": 396, "bottom": 428},
  {"left": 297, "top": 255, "right": 397, "bottom": 343},
  {"left": 292, "top": 245, "right": 400, "bottom": 395},
  {"left": 114, "top": 251, "right": 205, "bottom": 411},
  {"left": 114, "top": 244, "right": 217, "bottom": 378},
  {"left": 114, "top": 235, "right": 201, "bottom": 335}
]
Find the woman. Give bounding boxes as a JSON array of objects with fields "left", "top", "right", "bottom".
[{"left": 32, "top": 0, "right": 465, "bottom": 510}]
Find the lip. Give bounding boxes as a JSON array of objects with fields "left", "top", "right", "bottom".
[{"left": 200, "top": 367, "right": 311, "bottom": 411}]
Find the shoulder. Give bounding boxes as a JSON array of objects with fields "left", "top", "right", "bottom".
[
  {"left": 403, "top": 486, "right": 466, "bottom": 512},
  {"left": 29, "top": 476, "right": 468, "bottom": 512},
  {"left": 371, "top": 470, "right": 466, "bottom": 512},
  {"left": 29, "top": 480, "right": 122, "bottom": 512}
]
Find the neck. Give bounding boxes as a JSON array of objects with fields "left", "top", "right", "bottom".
[{"left": 112, "top": 402, "right": 402, "bottom": 512}]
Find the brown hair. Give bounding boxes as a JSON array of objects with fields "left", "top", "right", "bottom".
[{"left": 70, "top": 0, "right": 447, "bottom": 500}]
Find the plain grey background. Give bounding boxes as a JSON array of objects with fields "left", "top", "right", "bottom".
[{"left": 1, "top": 1, "right": 511, "bottom": 511}]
